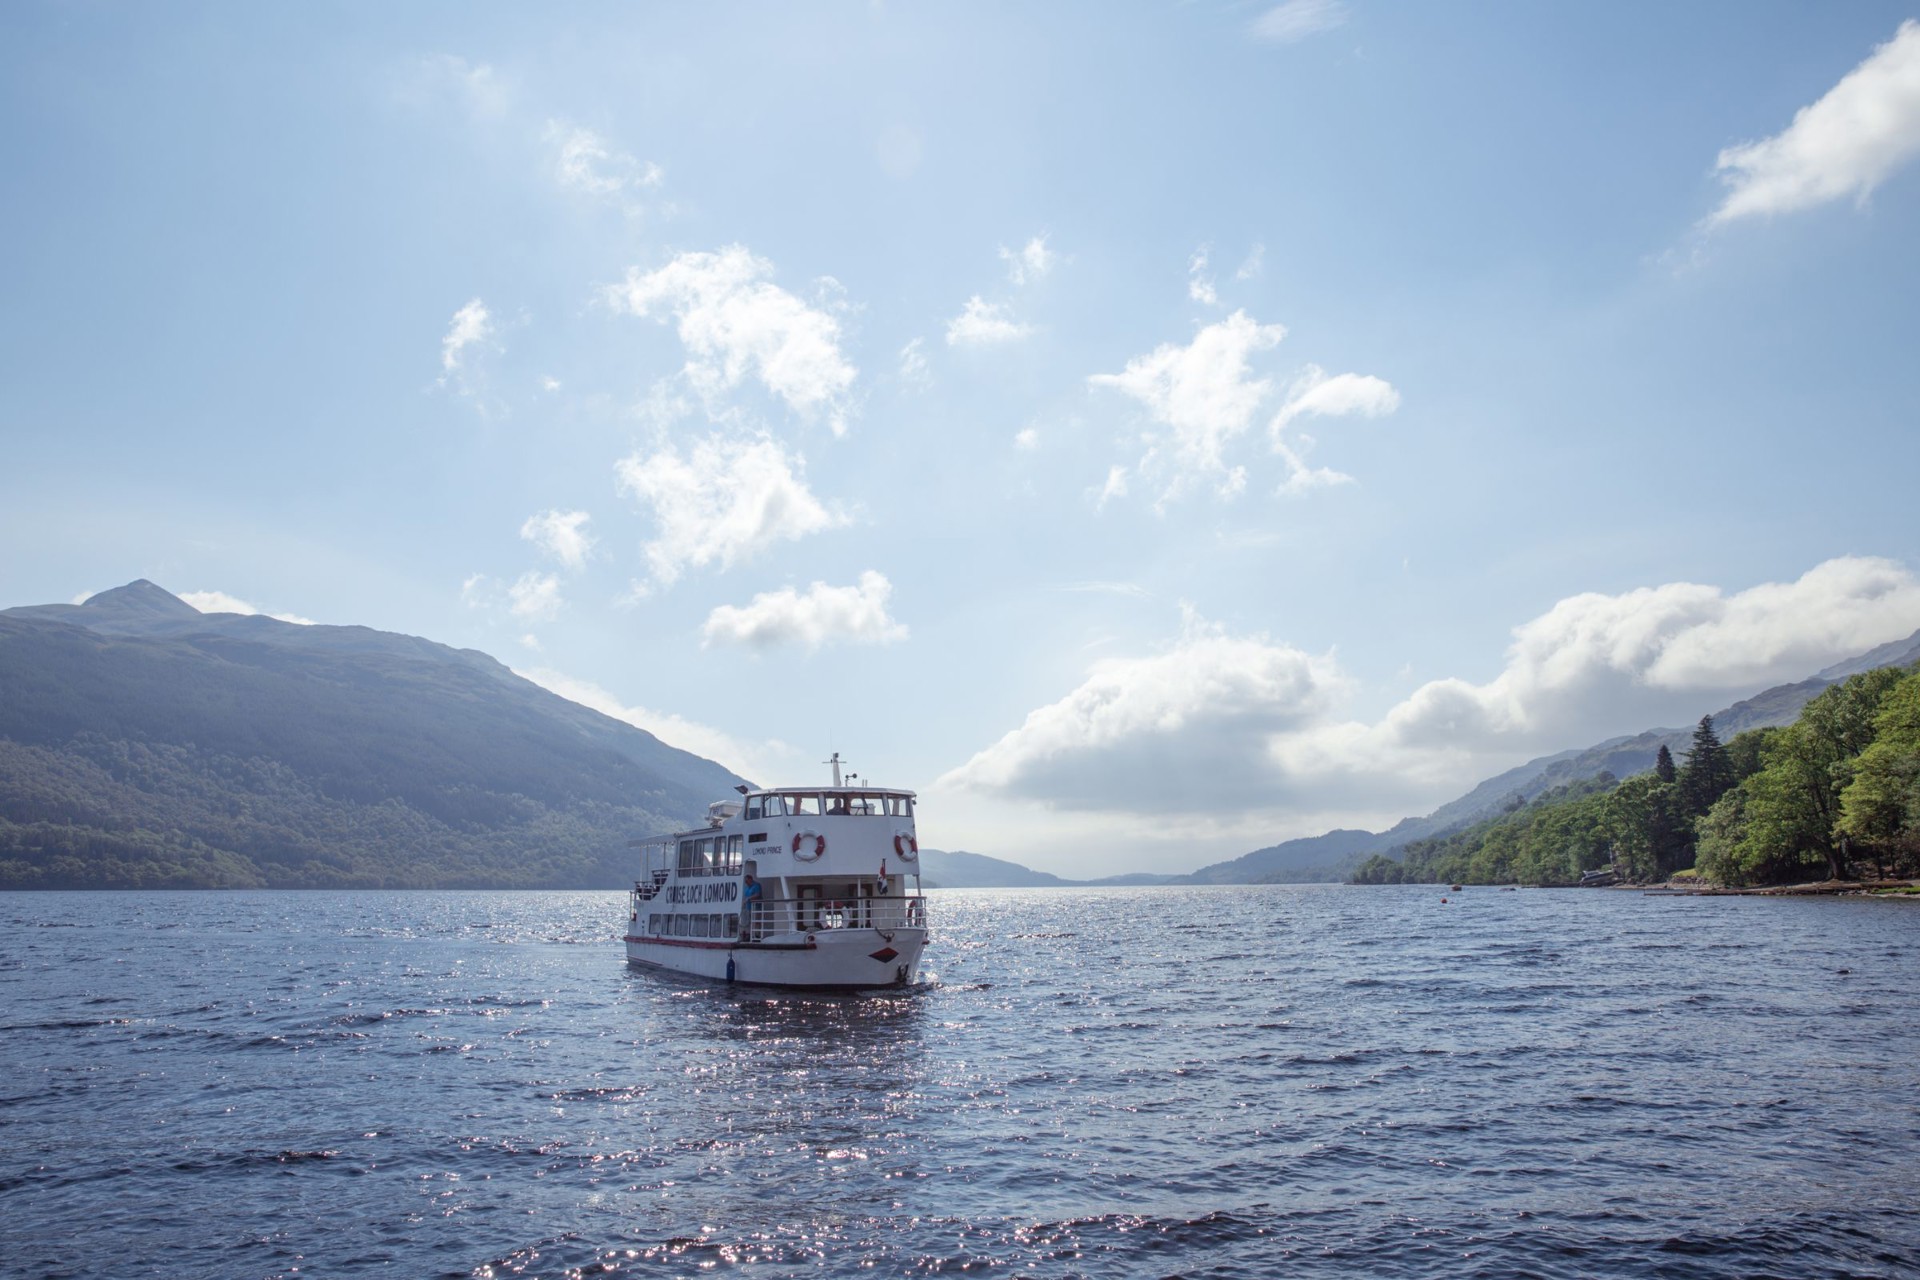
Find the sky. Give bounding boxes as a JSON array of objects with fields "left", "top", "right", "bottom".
[{"left": 3, "top": 3, "right": 1920, "bottom": 878}]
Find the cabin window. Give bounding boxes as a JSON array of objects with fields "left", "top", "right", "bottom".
[
  {"left": 743, "top": 797, "right": 764, "bottom": 820},
  {"left": 726, "top": 913, "right": 739, "bottom": 936},
  {"left": 648, "top": 914, "right": 661, "bottom": 935},
  {"left": 787, "top": 793, "right": 821, "bottom": 816}
]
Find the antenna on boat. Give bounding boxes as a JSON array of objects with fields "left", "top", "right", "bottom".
[{"left": 826, "top": 751, "right": 844, "bottom": 787}]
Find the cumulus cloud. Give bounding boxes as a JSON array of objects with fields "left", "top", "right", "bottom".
[
  {"left": 508, "top": 571, "right": 564, "bottom": 622},
  {"left": 609, "top": 245, "right": 857, "bottom": 433},
  {"left": 1093, "top": 463, "right": 1129, "bottom": 509},
  {"left": 1272, "top": 365, "right": 1401, "bottom": 431},
  {"left": 1000, "top": 235, "right": 1057, "bottom": 285},
  {"left": 946, "top": 296, "right": 1033, "bottom": 346},
  {"left": 1235, "top": 243, "right": 1266, "bottom": 281},
  {"left": 701, "top": 570, "right": 908, "bottom": 652},
  {"left": 548, "top": 120, "right": 663, "bottom": 200},
  {"left": 940, "top": 611, "right": 1348, "bottom": 810},
  {"left": 1371, "top": 557, "right": 1920, "bottom": 761},
  {"left": 441, "top": 298, "right": 494, "bottom": 375},
  {"left": 1710, "top": 20, "right": 1920, "bottom": 225},
  {"left": 519, "top": 509, "right": 595, "bottom": 571},
  {"left": 516, "top": 665, "right": 795, "bottom": 784},
  {"left": 942, "top": 556, "right": 1920, "bottom": 820},
  {"left": 179, "top": 590, "right": 315, "bottom": 626},
  {"left": 1188, "top": 247, "right": 1219, "bottom": 306},
  {"left": 1089, "top": 310, "right": 1286, "bottom": 499},
  {"left": 615, "top": 433, "right": 845, "bottom": 592},
  {"left": 1250, "top": 0, "right": 1347, "bottom": 44},
  {"left": 1014, "top": 427, "right": 1040, "bottom": 451}
]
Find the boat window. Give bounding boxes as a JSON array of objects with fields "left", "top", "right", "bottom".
[
  {"left": 743, "top": 797, "right": 764, "bottom": 820},
  {"left": 763, "top": 795, "right": 788, "bottom": 817},
  {"left": 788, "top": 794, "right": 822, "bottom": 816}
]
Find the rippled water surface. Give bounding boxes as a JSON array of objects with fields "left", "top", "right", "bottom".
[{"left": 2, "top": 886, "right": 1917, "bottom": 1279}]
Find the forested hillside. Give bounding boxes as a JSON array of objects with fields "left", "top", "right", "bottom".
[
  {"left": 1353, "top": 664, "right": 1920, "bottom": 888},
  {"left": 0, "top": 583, "right": 746, "bottom": 888}
]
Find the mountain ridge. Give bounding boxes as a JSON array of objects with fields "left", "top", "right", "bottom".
[{"left": 0, "top": 582, "right": 748, "bottom": 888}]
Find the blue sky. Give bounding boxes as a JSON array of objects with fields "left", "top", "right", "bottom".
[{"left": 4, "top": 3, "right": 1919, "bottom": 876}]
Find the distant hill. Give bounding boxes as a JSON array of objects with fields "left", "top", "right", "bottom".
[
  {"left": 915, "top": 848, "right": 1179, "bottom": 889},
  {"left": 1180, "top": 628, "right": 1920, "bottom": 884},
  {"left": 0, "top": 581, "right": 747, "bottom": 889}
]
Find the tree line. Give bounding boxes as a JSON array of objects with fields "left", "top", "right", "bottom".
[{"left": 1352, "top": 663, "right": 1920, "bottom": 887}]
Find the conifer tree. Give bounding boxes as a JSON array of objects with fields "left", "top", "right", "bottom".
[
  {"left": 1655, "top": 744, "right": 1677, "bottom": 783},
  {"left": 1678, "top": 715, "right": 1735, "bottom": 817}
]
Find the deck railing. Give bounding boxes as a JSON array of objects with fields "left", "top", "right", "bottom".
[{"left": 742, "top": 896, "right": 926, "bottom": 943}]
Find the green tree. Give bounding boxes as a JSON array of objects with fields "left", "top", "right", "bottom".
[
  {"left": 1700, "top": 669, "right": 1906, "bottom": 884},
  {"left": 1678, "top": 715, "right": 1736, "bottom": 817},
  {"left": 1837, "top": 668, "right": 1920, "bottom": 877},
  {"left": 1654, "top": 744, "right": 1677, "bottom": 783}
]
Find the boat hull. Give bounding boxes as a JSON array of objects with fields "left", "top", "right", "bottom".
[{"left": 623, "top": 927, "right": 928, "bottom": 989}]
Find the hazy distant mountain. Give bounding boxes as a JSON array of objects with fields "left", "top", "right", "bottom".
[
  {"left": 0, "top": 581, "right": 747, "bottom": 889},
  {"left": 1181, "top": 628, "right": 1920, "bottom": 884}
]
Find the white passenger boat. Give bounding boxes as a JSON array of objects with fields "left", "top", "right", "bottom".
[{"left": 624, "top": 755, "right": 929, "bottom": 989}]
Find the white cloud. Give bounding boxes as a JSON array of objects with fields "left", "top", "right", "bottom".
[
  {"left": 1188, "top": 247, "right": 1219, "bottom": 306},
  {"left": 615, "top": 433, "right": 845, "bottom": 591},
  {"left": 1094, "top": 463, "right": 1129, "bottom": 510},
  {"left": 946, "top": 296, "right": 1033, "bottom": 346},
  {"left": 1271, "top": 365, "right": 1402, "bottom": 432},
  {"left": 508, "top": 571, "right": 564, "bottom": 622},
  {"left": 460, "top": 573, "right": 491, "bottom": 608},
  {"left": 1089, "top": 310, "right": 1286, "bottom": 499},
  {"left": 516, "top": 666, "right": 797, "bottom": 785},
  {"left": 940, "top": 611, "right": 1348, "bottom": 810},
  {"left": 1710, "top": 20, "right": 1920, "bottom": 225},
  {"left": 548, "top": 120, "right": 663, "bottom": 200},
  {"left": 1250, "top": 0, "right": 1347, "bottom": 44},
  {"left": 179, "top": 589, "right": 315, "bottom": 626},
  {"left": 941, "top": 556, "right": 1920, "bottom": 820},
  {"left": 1273, "top": 436, "right": 1355, "bottom": 495},
  {"left": 898, "top": 337, "right": 930, "bottom": 388},
  {"left": 1014, "top": 427, "right": 1040, "bottom": 451},
  {"left": 519, "top": 509, "right": 595, "bottom": 571},
  {"left": 609, "top": 245, "right": 857, "bottom": 433},
  {"left": 440, "top": 298, "right": 494, "bottom": 375},
  {"left": 1000, "top": 236, "right": 1056, "bottom": 286},
  {"left": 1235, "top": 243, "right": 1266, "bottom": 281},
  {"left": 701, "top": 570, "right": 909, "bottom": 652},
  {"left": 541, "top": 375, "right": 562, "bottom": 393}
]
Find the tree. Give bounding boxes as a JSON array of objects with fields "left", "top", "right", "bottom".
[
  {"left": 1655, "top": 744, "right": 1677, "bottom": 783},
  {"left": 1701, "top": 669, "right": 1906, "bottom": 884},
  {"left": 1678, "top": 715, "right": 1736, "bottom": 818},
  {"left": 1837, "top": 668, "right": 1920, "bottom": 877}
]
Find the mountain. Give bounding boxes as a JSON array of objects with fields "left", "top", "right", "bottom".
[
  {"left": 1182, "top": 628, "right": 1920, "bottom": 884},
  {"left": 0, "top": 581, "right": 748, "bottom": 889}
]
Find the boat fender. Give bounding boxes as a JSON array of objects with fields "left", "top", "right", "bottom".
[
  {"left": 892, "top": 832, "right": 918, "bottom": 861},
  {"left": 725, "top": 956, "right": 736, "bottom": 983},
  {"left": 805, "top": 932, "right": 816, "bottom": 947},
  {"left": 792, "top": 831, "right": 826, "bottom": 861}
]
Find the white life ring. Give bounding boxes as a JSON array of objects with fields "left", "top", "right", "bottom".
[
  {"left": 792, "top": 830, "right": 826, "bottom": 861},
  {"left": 893, "top": 831, "right": 918, "bottom": 862}
]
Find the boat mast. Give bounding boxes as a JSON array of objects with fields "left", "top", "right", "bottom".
[{"left": 825, "top": 751, "right": 844, "bottom": 787}]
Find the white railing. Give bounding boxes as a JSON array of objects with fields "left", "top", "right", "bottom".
[{"left": 742, "top": 896, "right": 926, "bottom": 943}]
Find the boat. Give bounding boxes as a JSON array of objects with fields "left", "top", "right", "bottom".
[{"left": 624, "top": 754, "right": 930, "bottom": 988}]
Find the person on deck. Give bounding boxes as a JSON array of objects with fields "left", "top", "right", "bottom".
[{"left": 740, "top": 872, "right": 763, "bottom": 940}]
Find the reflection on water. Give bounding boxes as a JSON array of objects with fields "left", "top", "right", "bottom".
[{"left": 2, "top": 886, "right": 1917, "bottom": 1279}]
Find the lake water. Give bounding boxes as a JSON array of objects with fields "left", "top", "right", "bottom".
[{"left": 1, "top": 886, "right": 1916, "bottom": 1279}]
